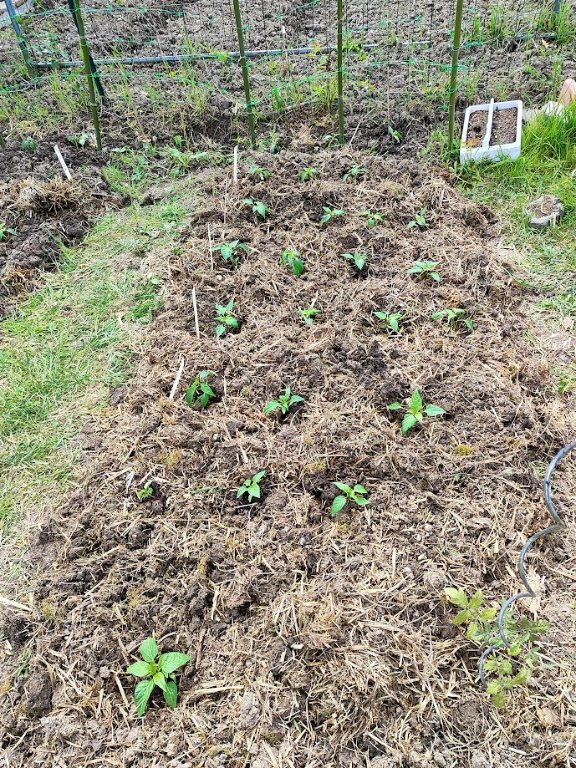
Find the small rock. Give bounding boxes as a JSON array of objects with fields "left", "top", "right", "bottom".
[
  {"left": 525, "top": 194, "right": 564, "bottom": 229},
  {"left": 237, "top": 691, "right": 261, "bottom": 730},
  {"left": 23, "top": 670, "right": 53, "bottom": 717}
]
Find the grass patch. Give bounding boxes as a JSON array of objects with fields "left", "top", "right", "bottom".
[{"left": 0, "top": 194, "right": 189, "bottom": 534}]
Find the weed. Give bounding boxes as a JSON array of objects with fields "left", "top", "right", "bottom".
[
  {"left": 136, "top": 485, "right": 154, "bottom": 500},
  {"left": 363, "top": 210, "right": 384, "bottom": 228},
  {"left": 298, "top": 306, "right": 321, "bottom": 325},
  {"left": 0, "top": 223, "right": 16, "bottom": 241},
  {"left": 407, "top": 207, "right": 428, "bottom": 229},
  {"left": 237, "top": 470, "right": 266, "bottom": 503},
  {"left": 299, "top": 166, "right": 319, "bottom": 182},
  {"left": 69, "top": 132, "right": 91, "bottom": 147},
  {"left": 21, "top": 137, "right": 37, "bottom": 151},
  {"left": 126, "top": 636, "right": 189, "bottom": 716},
  {"left": 408, "top": 260, "right": 441, "bottom": 282},
  {"left": 342, "top": 250, "right": 367, "bottom": 273},
  {"left": 445, "top": 587, "right": 549, "bottom": 707},
  {"left": 388, "top": 125, "right": 402, "bottom": 143},
  {"left": 249, "top": 165, "right": 271, "bottom": 181},
  {"left": 264, "top": 387, "right": 304, "bottom": 416},
  {"left": 374, "top": 310, "right": 403, "bottom": 333},
  {"left": 343, "top": 164, "right": 367, "bottom": 182},
  {"left": 320, "top": 206, "right": 344, "bottom": 225},
  {"left": 388, "top": 390, "right": 445, "bottom": 434},
  {"left": 215, "top": 300, "right": 239, "bottom": 338},
  {"left": 243, "top": 198, "right": 268, "bottom": 219},
  {"left": 212, "top": 240, "right": 249, "bottom": 268},
  {"left": 124, "top": 276, "right": 162, "bottom": 323},
  {"left": 432, "top": 307, "right": 473, "bottom": 332},
  {"left": 280, "top": 249, "right": 304, "bottom": 277},
  {"left": 331, "top": 482, "right": 369, "bottom": 516},
  {"left": 185, "top": 370, "right": 216, "bottom": 409}
]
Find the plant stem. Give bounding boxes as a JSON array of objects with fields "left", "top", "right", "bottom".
[{"left": 448, "top": 0, "right": 464, "bottom": 156}]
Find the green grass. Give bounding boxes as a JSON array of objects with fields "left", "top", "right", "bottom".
[{"left": 0, "top": 194, "right": 189, "bottom": 533}]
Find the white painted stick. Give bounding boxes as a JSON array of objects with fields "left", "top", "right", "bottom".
[
  {"left": 168, "top": 356, "right": 186, "bottom": 400},
  {"left": 0, "top": 595, "right": 32, "bottom": 612},
  {"left": 192, "top": 287, "right": 200, "bottom": 339},
  {"left": 207, "top": 223, "right": 214, "bottom": 271},
  {"left": 233, "top": 145, "right": 239, "bottom": 185},
  {"left": 54, "top": 144, "right": 72, "bottom": 180}
]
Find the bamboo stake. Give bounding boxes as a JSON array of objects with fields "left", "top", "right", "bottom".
[
  {"left": 447, "top": 0, "right": 464, "bottom": 156},
  {"left": 4, "top": 0, "right": 37, "bottom": 78},
  {"left": 231, "top": 0, "right": 257, "bottom": 147},
  {"left": 336, "top": 0, "right": 345, "bottom": 145},
  {"left": 69, "top": 0, "right": 103, "bottom": 151}
]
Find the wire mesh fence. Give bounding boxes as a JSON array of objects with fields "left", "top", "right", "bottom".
[{"left": 0, "top": 0, "right": 574, "bottom": 150}]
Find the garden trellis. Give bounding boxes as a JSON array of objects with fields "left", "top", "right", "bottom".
[{"left": 0, "top": 0, "right": 572, "bottom": 149}]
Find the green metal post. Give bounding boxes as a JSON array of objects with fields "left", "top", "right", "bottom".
[
  {"left": 448, "top": 0, "right": 464, "bottom": 155},
  {"left": 337, "top": 0, "right": 345, "bottom": 144},
  {"left": 70, "top": 0, "right": 102, "bottom": 151},
  {"left": 232, "top": 0, "right": 256, "bottom": 148}
]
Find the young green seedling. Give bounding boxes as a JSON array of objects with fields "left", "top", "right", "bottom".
[
  {"left": 343, "top": 164, "right": 366, "bottom": 182},
  {"left": 408, "top": 260, "right": 441, "bottom": 282},
  {"left": 388, "top": 125, "right": 402, "bottom": 143},
  {"left": 249, "top": 165, "right": 270, "bottom": 181},
  {"left": 212, "top": 240, "right": 249, "bottom": 268},
  {"left": 408, "top": 207, "right": 428, "bottom": 229},
  {"left": 0, "top": 223, "right": 16, "bottom": 241},
  {"left": 320, "top": 206, "right": 344, "bottom": 226},
  {"left": 432, "top": 308, "right": 473, "bottom": 332},
  {"left": 215, "top": 299, "right": 239, "bottom": 338},
  {"left": 280, "top": 248, "right": 304, "bottom": 277},
  {"left": 243, "top": 198, "right": 268, "bottom": 219},
  {"left": 21, "top": 137, "right": 37, "bottom": 151},
  {"left": 237, "top": 470, "right": 266, "bottom": 503},
  {"left": 126, "top": 636, "right": 189, "bottom": 716},
  {"left": 298, "top": 306, "right": 321, "bottom": 326},
  {"left": 136, "top": 485, "right": 154, "bottom": 500},
  {"left": 331, "top": 482, "right": 369, "bottom": 516},
  {"left": 342, "top": 250, "right": 367, "bottom": 273},
  {"left": 299, "top": 166, "right": 319, "bottom": 182},
  {"left": 264, "top": 387, "right": 304, "bottom": 416},
  {"left": 186, "top": 370, "right": 216, "bottom": 409},
  {"left": 363, "top": 210, "right": 383, "bottom": 228},
  {"left": 374, "top": 311, "right": 403, "bottom": 333},
  {"left": 388, "top": 390, "right": 445, "bottom": 434}
]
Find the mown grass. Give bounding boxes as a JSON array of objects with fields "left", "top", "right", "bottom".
[{"left": 0, "top": 194, "right": 188, "bottom": 535}]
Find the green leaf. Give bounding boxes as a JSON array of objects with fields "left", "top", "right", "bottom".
[
  {"left": 153, "top": 671, "right": 168, "bottom": 692},
  {"left": 468, "top": 590, "right": 483, "bottom": 612},
  {"left": 134, "top": 678, "right": 155, "bottom": 716},
  {"left": 452, "top": 609, "right": 469, "bottom": 626},
  {"left": 126, "top": 660, "right": 154, "bottom": 677},
  {"left": 402, "top": 413, "right": 417, "bottom": 434},
  {"left": 264, "top": 400, "right": 279, "bottom": 413},
  {"left": 353, "top": 484, "right": 367, "bottom": 494},
  {"left": 388, "top": 402, "right": 402, "bottom": 411},
  {"left": 249, "top": 483, "right": 261, "bottom": 500},
  {"left": 444, "top": 587, "right": 468, "bottom": 608},
  {"left": 215, "top": 324, "right": 226, "bottom": 338},
  {"left": 431, "top": 272, "right": 441, "bottom": 282},
  {"left": 354, "top": 496, "right": 369, "bottom": 506},
  {"left": 158, "top": 652, "right": 190, "bottom": 674},
  {"left": 163, "top": 679, "right": 178, "bottom": 708},
  {"left": 139, "top": 636, "right": 158, "bottom": 663},
  {"left": 331, "top": 495, "right": 347, "bottom": 516},
  {"left": 290, "top": 395, "right": 305, "bottom": 405},
  {"left": 480, "top": 607, "right": 498, "bottom": 620},
  {"left": 425, "top": 404, "right": 445, "bottom": 418},
  {"left": 334, "top": 481, "right": 351, "bottom": 493},
  {"left": 410, "top": 390, "right": 423, "bottom": 411},
  {"left": 253, "top": 471, "right": 266, "bottom": 483},
  {"left": 486, "top": 680, "right": 501, "bottom": 696}
]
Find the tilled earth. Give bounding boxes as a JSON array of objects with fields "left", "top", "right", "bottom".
[{"left": 1, "top": 151, "right": 575, "bottom": 767}]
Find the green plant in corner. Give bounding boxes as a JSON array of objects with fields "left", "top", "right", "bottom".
[
  {"left": 388, "top": 390, "right": 445, "bottom": 434},
  {"left": 407, "top": 207, "right": 428, "bottom": 229},
  {"left": 299, "top": 166, "right": 319, "bottom": 182},
  {"left": 212, "top": 240, "right": 249, "bottom": 268},
  {"left": 343, "top": 164, "right": 366, "bottom": 182},
  {"left": 320, "top": 206, "right": 344, "bottom": 225},
  {"left": 408, "top": 260, "right": 441, "bottom": 282},
  {"left": 215, "top": 299, "right": 239, "bottom": 338},
  {"left": 243, "top": 198, "right": 268, "bottom": 219},
  {"left": 342, "top": 250, "right": 367, "bottom": 273},
  {"left": 298, "top": 306, "right": 321, "bottom": 325},
  {"left": 331, "top": 482, "right": 369, "bottom": 516},
  {"left": 363, "top": 210, "right": 384, "bottom": 228},
  {"left": 374, "top": 310, "right": 403, "bottom": 333},
  {"left": 237, "top": 470, "right": 266, "bottom": 503},
  {"left": 432, "top": 307, "right": 473, "bottom": 332},
  {"left": 249, "top": 165, "right": 270, "bottom": 181},
  {"left": 280, "top": 248, "right": 304, "bottom": 277},
  {"left": 185, "top": 370, "right": 216, "bottom": 409},
  {"left": 444, "top": 587, "right": 549, "bottom": 707},
  {"left": 126, "top": 636, "right": 189, "bottom": 716},
  {"left": 264, "top": 387, "right": 304, "bottom": 416}
]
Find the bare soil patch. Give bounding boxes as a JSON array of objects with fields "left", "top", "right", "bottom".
[{"left": 1, "top": 150, "right": 575, "bottom": 768}]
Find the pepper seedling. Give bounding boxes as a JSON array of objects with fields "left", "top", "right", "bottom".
[
  {"left": 388, "top": 390, "right": 445, "bottom": 434},
  {"left": 126, "top": 636, "right": 189, "bottom": 716}
]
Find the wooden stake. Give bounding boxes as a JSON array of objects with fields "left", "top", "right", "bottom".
[
  {"left": 192, "top": 287, "right": 200, "bottom": 339},
  {"left": 207, "top": 223, "right": 214, "bottom": 271},
  {"left": 168, "top": 356, "right": 186, "bottom": 400},
  {"left": 233, "top": 145, "right": 239, "bottom": 185},
  {"left": 54, "top": 145, "right": 72, "bottom": 180}
]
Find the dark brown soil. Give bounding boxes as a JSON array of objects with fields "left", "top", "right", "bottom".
[
  {"left": 490, "top": 107, "right": 518, "bottom": 146},
  {"left": 465, "top": 110, "right": 488, "bottom": 147},
  {"left": 1, "top": 150, "right": 575, "bottom": 768}
]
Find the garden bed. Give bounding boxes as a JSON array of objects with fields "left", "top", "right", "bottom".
[{"left": 1, "top": 150, "right": 576, "bottom": 768}]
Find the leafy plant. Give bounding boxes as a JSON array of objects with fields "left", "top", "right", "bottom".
[
  {"left": 388, "top": 390, "right": 445, "bottom": 434},
  {"left": 374, "top": 310, "right": 403, "bottom": 333},
  {"left": 280, "top": 248, "right": 304, "bottom": 277},
  {"left": 185, "top": 370, "right": 216, "bottom": 409},
  {"left": 69, "top": 132, "right": 91, "bottom": 147},
  {"left": 0, "top": 223, "right": 16, "bottom": 241},
  {"left": 126, "top": 636, "right": 189, "bottom": 716},
  {"left": 136, "top": 485, "right": 154, "bottom": 500},
  {"left": 408, "top": 260, "right": 441, "bottom": 282},
  {"left": 363, "top": 210, "right": 383, "bottom": 228},
  {"left": 432, "top": 307, "right": 473, "bottom": 332},
  {"left": 212, "top": 240, "right": 249, "bottom": 268},
  {"left": 21, "top": 136, "right": 37, "bottom": 151},
  {"left": 343, "top": 164, "right": 366, "bottom": 182},
  {"left": 237, "top": 470, "right": 266, "bottom": 503},
  {"left": 264, "top": 387, "right": 304, "bottom": 416},
  {"left": 388, "top": 125, "right": 402, "bottom": 143},
  {"left": 298, "top": 306, "right": 321, "bottom": 325},
  {"left": 244, "top": 198, "right": 268, "bottom": 219},
  {"left": 249, "top": 165, "right": 270, "bottom": 181},
  {"left": 408, "top": 207, "right": 428, "bottom": 229},
  {"left": 320, "top": 206, "right": 344, "bottom": 225},
  {"left": 342, "top": 250, "right": 367, "bottom": 273},
  {"left": 331, "top": 482, "right": 369, "bottom": 516},
  {"left": 299, "top": 166, "right": 319, "bottom": 182},
  {"left": 215, "top": 299, "right": 239, "bottom": 338},
  {"left": 444, "top": 587, "right": 549, "bottom": 707}
]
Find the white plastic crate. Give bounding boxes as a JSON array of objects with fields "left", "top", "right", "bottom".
[{"left": 460, "top": 99, "right": 523, "bottom": 164}]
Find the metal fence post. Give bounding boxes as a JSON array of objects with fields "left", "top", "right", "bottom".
[
  {"left": 232, "top": 0, "right": 257, "bottom": 147},
  {"left": 337, "top": 0, "right": 345, "bottom": 144},
  {"left": 69, "top": 0, "right": 103, "bottom": 151},
  {"left": 447, "top": 0, "right": 464, "bottom": 156},
  {"left": 4, "top": 0, "right": 37, "bottom": 78}
]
